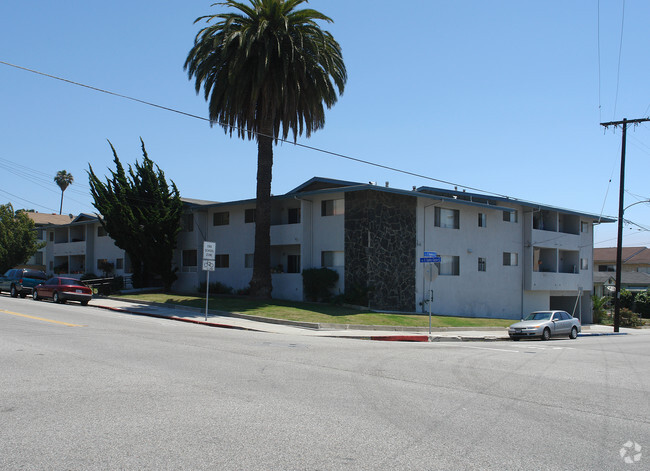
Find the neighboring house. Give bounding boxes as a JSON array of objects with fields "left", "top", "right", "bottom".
[
  {"left": 173, "top": 177, "right": 613, "bottom": 322},
  {"left": 593, "top": 247, "right": 650, "bottom": 297},
  {"left": 24, "top": 212, "right": 74, "bottom": 270},
  {"left": 42, "top": 214, "right": 129, "bottom": 279}
]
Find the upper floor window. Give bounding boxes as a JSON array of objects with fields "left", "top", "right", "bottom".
[
  {"left": 213, "top": 211, "right": 230, "bottom": 226},
  {"left": 503, "top": 210, "right": 518, "bottom": 223},
  {"left": 503, "top": 252, "right": 518, "bottom": 266},
  {"left": 581, "top": 221, "right": 589, "bottom": 233},
  {"left": 245, "top": 208, "right": 256, "bottom": 224},
  {"left": 434, "top": 207, "right": 459, "bottom": 229},
  {"left": 181, "top": 213, "right": 194, "bottom": 232},
  {"left": 580, "top": 258, "right": 588, "bottom": 270},
  {"left": 478, "top": 213, "right": 486, "bottom": 228},
  {"left": 288, "top": 207, "right": 301, "bottom": 224},
  {"left": 321, "top": 199, "right": 344, "bottom": 216}
]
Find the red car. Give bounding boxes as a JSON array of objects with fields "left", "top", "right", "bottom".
[{"left": 33, "top": 277, "right": 93, "bottom": 305}]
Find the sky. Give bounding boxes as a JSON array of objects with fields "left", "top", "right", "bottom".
[{"left": 1, "top": 0, "right": 649, "bottom": 248}]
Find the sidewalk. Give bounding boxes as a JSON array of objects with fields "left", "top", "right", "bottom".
[{"left": 89, "top": 297, "right": 643, "bottom": 342}]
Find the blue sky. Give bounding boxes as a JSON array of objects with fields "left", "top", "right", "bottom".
[{"left": 1, "top": 0, "right": 649, "bottom": 248}]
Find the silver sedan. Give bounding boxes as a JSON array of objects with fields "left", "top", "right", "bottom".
[{"left": 508, "top": 310, "right": 581, "bottom": 341}]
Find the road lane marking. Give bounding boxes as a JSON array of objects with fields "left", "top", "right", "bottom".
[
  {"left": 0, "top": 309, "right": 84, "bottom": 327},
  {"left": 464, "top": 346, "right": 519, "bottom": 353}
]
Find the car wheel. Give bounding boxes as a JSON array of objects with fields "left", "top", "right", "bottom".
[
  {"left": 10, "top": 285, "right": 18, "bottom": 298},
  {"left": 33, "top": 290, "right": 39, "bottom": 301},
  {"left": 569, "top": 326, "right": 578, "bottom": 340},
  {"left": 81, "top": 300, "right": 89, "bottom": 306},
  {"left": 53, "top": 291, "right": 65, "bottom": 304},
  {"left": 541, "top": 328, "right": 551, "bottom": 341}
]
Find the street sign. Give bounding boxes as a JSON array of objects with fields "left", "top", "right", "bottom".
[
  {"left": 423, "top": 251, "right": 437, "bottom": 257},
  {"left": 203, "top": 241, "right": 216, "bottom": 260},
  {"left": 202, "top": 260, "right": 216, "bottom": 271},
  {"left": 420, "top": 257, "right": 437, "bottom": 263},
  {"left": 432, "top": 256, "right": 442, "bottom": 263}
]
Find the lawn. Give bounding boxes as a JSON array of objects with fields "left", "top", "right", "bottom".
[{"left": 111, "top": 293, "right": 514, "bottom": 328}]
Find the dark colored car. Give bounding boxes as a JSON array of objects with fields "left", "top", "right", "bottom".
[
  {"left": 33, "top": 277, "right": 93, "bottom": 305},
  {"left": 0, "top": 268, "right": 48, "bottom": 298}
]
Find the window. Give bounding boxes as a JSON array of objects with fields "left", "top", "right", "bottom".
[
  {"left": 213, "top": 211, "right": 230, "bottom": 226},
  {"left": 116, "top": 258, "right": 124, "bottom": 270},
  {"left": 478, "top": 213, "right": 486, "bottom": 228},
  {"left": 598, "top": 265, "right": 616, "bottom": 272},
  {"left": 182, "top": 250, "right": 197, "bottom": 272},
  {"left": 215, "top": 254, "right": 229, "bottom": 268},
  {"left": 287, "top": 255, "right": 301, "bottom": 273},
  {"left": 321, "top": 251, "right": 344, "bottom": 267},
  {"left": 97, "top": 226, "right": 107, "bottom": 237},
  {"left": 503, "top": 252, "right": 518, "bottom": 266},
  {"left": 181, "top": 213, "right": 194, "bottom": 232},
  {"left": 503, "top": 210, "right": 518, "bottom": 223},
  {"left": 245, "top": 208, "right": 256, "bottom": 223},
  {"left": 580, "top": 258, "right": 588, "bottom": 270},
  {"left": 321, "top": 199, "right": 344, "bottom": 216},
  {"left": 478, "top": 257, "right": 486, "bottom": 272},
  {"left": 435, "top": 255, "right": 460, "bottom": 276},
  {"left": 581, "top": 221, "right": 589, "bottom": 233},
  {"left": 288, "top": 207, "right": 301, "bottom": 224},
  {"left": 434, "top": 207, "right": 459, "bottom": 229},
  {"left": 97, "top": 258, "right": 108, "bottom": 270},
  {"left": 245, "top": 253, "right": 254, "bottom": 268},
  {"left": 49, "top": 232, "right": 54, "bottom": 242}
]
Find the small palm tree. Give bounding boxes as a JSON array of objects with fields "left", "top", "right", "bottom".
[
  {"left": 185, "top": 0, "right": 346, "bottom": 298},
  {"left": 54, "top": 170, "right": 74, "bottom": 215}
]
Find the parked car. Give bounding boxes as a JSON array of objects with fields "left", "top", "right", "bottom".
[
  {"left": 508, "top": 310, "right": 581, "bottom": 341},
  {"left": 0, "top": 268, "right": 48, "bottom": 298},
  {"left": 33, "top": 277, "right": 93, "bottom": 305}
]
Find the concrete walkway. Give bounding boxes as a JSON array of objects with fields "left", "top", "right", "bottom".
[{"left": 89, "top": 297, "right": 645, "bottom": 342}]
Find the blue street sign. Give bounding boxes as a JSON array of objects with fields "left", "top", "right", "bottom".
[
  {"left": 420, "top": 257, "right": 437, "bottom": 263},
  {"left": 423, "top": 251, "right": 437, "bottom": 257},
  {"left": 432, "top": 256, "right": 442, "bottom": 263}
]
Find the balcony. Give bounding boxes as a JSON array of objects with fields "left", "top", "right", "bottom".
[
  {"left": 271, "top": 223, "right": 301, "bottom": 245},
  {"left": 53, "top": 241, "right": 86, "bottom": 256}
]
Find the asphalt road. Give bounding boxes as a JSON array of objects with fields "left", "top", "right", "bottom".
[{"left": 1, "top": 295, "right": 649, "bottom": 470}]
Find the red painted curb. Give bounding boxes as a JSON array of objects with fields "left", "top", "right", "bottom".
[{"left": 370, "top": 335, "right": 429, "bottom": 342}]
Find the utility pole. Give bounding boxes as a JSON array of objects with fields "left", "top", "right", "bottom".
[{"left": 600, "top": 117, "right": 650, "bottom": 332}]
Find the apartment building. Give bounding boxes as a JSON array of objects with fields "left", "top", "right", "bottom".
[{"left": 174, "top": 177, "right": 613, "bottom": 322}]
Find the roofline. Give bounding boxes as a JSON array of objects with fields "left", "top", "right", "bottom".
[{"left": 417, "top": 186, "right": 615, "bottom": 222}]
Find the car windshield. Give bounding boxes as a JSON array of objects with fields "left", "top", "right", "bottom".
[{"left": 525, "top": 312, "right": 552, "bottom": 321}]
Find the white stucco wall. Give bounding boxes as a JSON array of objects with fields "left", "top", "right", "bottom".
[{"left": 415, "top": 199, "right": 525, "bottom": 319}]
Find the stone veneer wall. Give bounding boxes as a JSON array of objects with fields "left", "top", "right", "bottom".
[{"left": 344, "top": 190, "right": 416, "bottom": 312}]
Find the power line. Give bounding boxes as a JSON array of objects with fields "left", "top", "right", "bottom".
[
  {"left": 0, "top": 59, "right": 514, "bottom": 199},
  {"left": 0, "top": 188, "right": 59, "bottom": 213}
]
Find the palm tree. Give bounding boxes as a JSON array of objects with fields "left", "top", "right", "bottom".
[
  {"left": 185, "top": 0, "right": 346, "bottom": 298},
  {"left": 54, "top": 170, "right": 74, "bottom": 215}
]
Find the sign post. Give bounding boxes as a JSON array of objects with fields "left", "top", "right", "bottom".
[
  {"left": 203, "top": 242, "right": 216, "bottom": 321},
  {"left": 420, "top": 252, "right": 439, "bottom": 335}
]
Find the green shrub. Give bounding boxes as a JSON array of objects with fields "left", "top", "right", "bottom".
[
  {"left": 620, "top": 289, "right": 635, "bottom": 310},
  {"left": 619, "top": 308, "right": 643, "bottom": 328},
  {"left": 592, "top": 295, "right": 610, "bottom": 324},
  {"left": 302, "top": 268, "right": 339, "bottom": 302},
  {"left": 634, "top": 291, "right": 650, "bottom": 318},
  {"left": 197, "top": 281, "right": 233, "bottom": 295}
]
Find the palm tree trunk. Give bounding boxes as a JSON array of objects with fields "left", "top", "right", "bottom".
[
  {"left": 249, "top": 125, "right": 273, "bottom": 298},
  {"left": 59, "top": 190, "right": 64, "bottom": 215}
]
